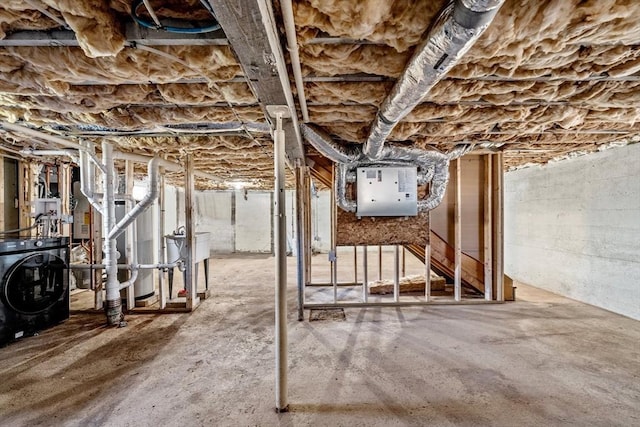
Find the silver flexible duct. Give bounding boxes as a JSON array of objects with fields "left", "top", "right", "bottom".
[{"left": 362, "top": 0, "right": 505, "bottom": 160}]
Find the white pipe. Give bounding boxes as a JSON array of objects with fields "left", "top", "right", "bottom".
[
  {"left": 69, "top": 262, "right": 180, "bottom": 270},
  {"left": 1, "top": 122, "right": 222, "bottom": 183},
  {"left": 79, "top": 148, "right": 103, "bottom": 214},
  {"left": 280, "top": 0, "right": 309, "bottom": 122},
  {"left": 102, "top": 142, "right": 122, "bottom": 325},
  {"left": 20, "top": 149, "right": 79, "bottom": 163},
  {"left": 0, "top": 122, "right": 80, "bottom": 150},
  {"left": 108, "top": 156, "right": 160, "bottom": 241}
]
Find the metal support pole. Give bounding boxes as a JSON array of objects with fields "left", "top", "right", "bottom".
[
  {"left": 393, "top": 245, "right": 400, "bottom": 303},
  {"left": 330, "top": 164, "right": 337, "bottom": 303},
  {"left": 268, "top": 105, "right": 289, "bottom": 413},
  {"left": 295, "top": 165, "right": 305, "bottom": 321},
  {"left": 363, "top": 245, "right": 368, "bottom": 303},
  {"left": 425, "top": 242, "right": 431, "bottom": 302}
]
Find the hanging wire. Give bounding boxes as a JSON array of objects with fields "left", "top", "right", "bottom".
[{"left": 131, "top": 0, "right": 221, "bottom": 34}]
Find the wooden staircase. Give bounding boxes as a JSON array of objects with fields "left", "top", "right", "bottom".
[{"left": 405, "top": 233, "right": 485, "bottom": 295}]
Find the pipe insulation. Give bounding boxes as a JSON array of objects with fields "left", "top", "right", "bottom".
[{"left": 362, "top": 0, "right": 505, "bottom": 160}]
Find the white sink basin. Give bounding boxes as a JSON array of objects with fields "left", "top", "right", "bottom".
[{"left": 165, "top": 232, "right": 211, "bottom": 264}]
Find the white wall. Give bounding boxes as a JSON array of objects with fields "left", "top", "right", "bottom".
[
  {"left": 505, "top": 144, "right": 640, "bottom": 320},
  {"left": 312, "top": 190, "right": 331, "bottom": 253},
  {"left": 195, "top": 191, "right": 234, "bottom": 252},
  {"left": 235, "top": 191, "right": 272, "bottom": 252}
]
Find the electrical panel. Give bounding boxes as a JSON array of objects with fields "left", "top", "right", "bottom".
[{"left": 356, "top": 167, "right": 418, "bottom": 217}]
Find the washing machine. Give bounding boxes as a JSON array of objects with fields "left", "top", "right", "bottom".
[{"left": 0, "top": 237, "right": 69, "bottom": 346}]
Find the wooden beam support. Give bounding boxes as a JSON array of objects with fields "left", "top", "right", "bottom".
[
  {"left": 454, "top": 158, "right": 462, "bottom": 301},
  {"left": 483, "top": 155, "right": 493, "bottom": 301},
  {"left": 208, "top": 0, "right": 305, "bottom": 162}
]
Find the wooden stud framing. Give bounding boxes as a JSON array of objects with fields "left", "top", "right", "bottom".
[{"left": 454, "top": 158, "right": 462, "bottom": 301}]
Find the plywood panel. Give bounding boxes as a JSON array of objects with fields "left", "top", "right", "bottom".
[{"left": 336, "top": 209, "right": 430, "bottom": 246}]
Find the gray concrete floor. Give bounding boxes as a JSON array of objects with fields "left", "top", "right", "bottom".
[{"left": 0, "top": 254, "right": 639, "bottom": 426}]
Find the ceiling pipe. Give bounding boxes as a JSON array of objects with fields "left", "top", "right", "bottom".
[
  {"left": 280, "top": 0, "right": 310, "bottom": 122},
  {"left": 0, "top": 122, "right": 222, "bottom": 183},
  {"left": 362, "top": 0, "right": 505, "bottom": 160}
]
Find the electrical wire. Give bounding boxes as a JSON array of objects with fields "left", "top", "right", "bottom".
[{"left": 131, "top": 0, "right": 221, "bottom": 34}]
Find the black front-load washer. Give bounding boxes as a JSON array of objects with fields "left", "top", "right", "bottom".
[{"left": 0, "top": 237, "right": 69, "bottom": 346}]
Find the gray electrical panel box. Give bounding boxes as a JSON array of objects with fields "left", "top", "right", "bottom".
[{"left": 356, "top": 166, "right": 418, "bottom": 217}]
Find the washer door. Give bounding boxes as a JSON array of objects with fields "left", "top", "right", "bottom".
[{"left": 2, "top": 252, "right": 67, "bottom": 315}]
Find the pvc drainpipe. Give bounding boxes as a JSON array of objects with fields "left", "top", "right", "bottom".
[
  {"left": 280, "top": 0, "right": 309, "bottom": 122},
  {"left": 102, "top": 142, "right": 122, "bottom": 326},
  {"left": 108, "top": 156, "right": 160, "bottom": 241},
  {"left": 19, "top": 149, "right": 79, "bottom": 163},
  {"left": 112, "top": 151, "right": 222, "bottom": 183},
  {"left": 119, "top": 196, "right": 139, "bottom": 291},
  {"left": 79, "top": 148, "right": 103, "bottom": 214}
]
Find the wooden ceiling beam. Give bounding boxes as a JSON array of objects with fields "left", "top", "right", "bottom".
[{"left": 207, "top": 0, "right": 305, "bottom": 162}]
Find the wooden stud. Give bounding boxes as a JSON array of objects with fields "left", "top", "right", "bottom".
[
  {"left": 483, "top": 155, "right": 493, "bottom": 301},
  {"left": 454, "top": 158, "right": 462, "bottom": 302}
]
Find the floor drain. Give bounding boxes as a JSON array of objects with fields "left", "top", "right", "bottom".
[{"left": 309, "top": 308, "right": 346, "bottom": 321}]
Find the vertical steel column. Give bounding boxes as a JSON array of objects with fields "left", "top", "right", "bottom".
[
  {"left": 362, "top": 245, "right": 368, "bottom": 302},
  {"left": 184, "top": 154, "right": 197, "bottom": 311},
  {"left": 330, "top": 164, "right": 337, "bottom": 303},
  {"left": 304, "top": 172, "right": 312, "bottom": 287},
  {"left": 269, "top": 106, "right": 289, "bottom": 413},
  {"left": 483, "top": 154, "right": 493, "bottom": 301},
  {"left": 295, "top": 165, "right": 305, "bottom": 321},
  {"left": 454, "top": 158, "right": 462, "bottom": 302},
  {"left": 401, "top": 246, "right": 406, "bottom": 277},
  {"left": 393, "top": 245, "right": 400, "bottom": 303}
]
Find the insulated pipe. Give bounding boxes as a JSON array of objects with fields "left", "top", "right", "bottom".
[
  {"left": 280, "top": 0, "right": 309, "bottom": 122},
  {"left": 362, "top": 0, "right": 505, "bottom": 160},
  {"left": 301, "top": 124, "right": 361, "bottom": 164},
  {"left": 108, "top": 156, "right": 160, "bottom": 241}
]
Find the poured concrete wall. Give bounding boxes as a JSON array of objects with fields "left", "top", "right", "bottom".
[{"left": 504, "top": 144, "right": 640, "bottom": 320}]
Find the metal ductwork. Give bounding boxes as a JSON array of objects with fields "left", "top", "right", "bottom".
[
  {"left": 362, "top": 0, "right": 505, "bottom": 160},
  {"left": 303, "top": 124, "right": 472, "bottom": 213}
]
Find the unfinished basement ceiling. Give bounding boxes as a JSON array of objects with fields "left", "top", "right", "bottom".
[{"left": 0, "top": 0, "right": 639, "bottom": 187}]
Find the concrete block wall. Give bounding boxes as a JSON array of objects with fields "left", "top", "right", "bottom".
[{"left": 504, "top": 144, "right": 640, "bottom": 320}]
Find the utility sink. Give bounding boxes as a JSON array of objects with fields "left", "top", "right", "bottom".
[{"left": 165, "top": 232, "right": 211, "bottom": 263}]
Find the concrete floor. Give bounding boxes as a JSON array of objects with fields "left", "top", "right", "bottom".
[{"left": 0, "top": 254, "right": 639, "bottom": 426}]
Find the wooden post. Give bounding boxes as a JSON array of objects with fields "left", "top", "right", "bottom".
[
  {"left": 493, "top": 152, "right": 504, "bottom": 302},
  {"left": 483, "top": 154, "right": 493, "bottom": 301},
  {"left": 184, "top": 154, "right": 198, "bottom": 311},
  {"left": 125, "top": 160, "right": 135, "bottom": 311},
  {"left": 454, "top": 158, "right": 462, "bottom": 301}
]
